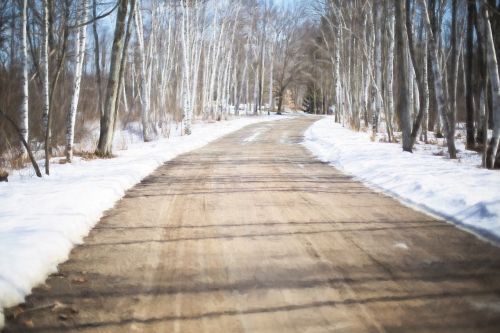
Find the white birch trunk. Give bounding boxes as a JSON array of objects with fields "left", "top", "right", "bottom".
[
  {"left": 235, "top": 39, "right": 250, "bottom": 116},
  {"left": 216, "top": 46, "right": 225, "bottom": 118},
  {"left": 41, "top": 0, "right": 50, "bottom": 137},
  {"left": 19, "top": 0, "right": 29, "bottom": 156},
  {"left": 180, "top": 0, "right": 192, "bottom": 135},
  {"left": 420, "top": 0, "right": 457, "bottom": 158},
  {"left": 422, "top": 38, "right": 430, "bottom": 142},
  {"left": 209, "top": 20, "right": 225, "bottom": 118},
  {"left": 122, "top": 78, "right": 129, "bottom": 114},
  {"left": 134, "top": 0, "right": 153, "bottom": 141},
  {"left": 252, "top": 66, "right": 259, "bottom": 115},
  {"left": 385, "top": 7, "right": 395, "bottom": 141},
  {"left": 189, "top": 4, "right": 203, "bottom": 118},
  {"left": 373, "top": 2, "right": 383, "bottom": 134},
  {"left": 481, "top": 1, "right": 500, "bottom": 168},
  {"left": 66, "top": 0, "right": 89, "bottom": 162},
  {"left": 334, "top": 10, "right": 342, "bottom": 123},
  {"left": 362, "top": 9, "right": 371, "bottom": 127},
  {"left": 268, "top": 43, "right": 274, "bottom": 114}
]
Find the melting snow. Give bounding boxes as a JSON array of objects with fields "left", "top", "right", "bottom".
[
  {"left": 303, "top": 117, "right": 500, "bottom": 243},
  {"left": 393, "top": 242, "right": 409, "bottom": 250}
]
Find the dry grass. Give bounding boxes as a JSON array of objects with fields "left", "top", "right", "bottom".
[
  {"left": 74, "top": 150, "right": 114, "bottom": 160},
  {"left": 0, "top": 151, "right": 30, "bottom": 171},
  {"left": 0, "top": 168, "right": 8, "bottom": 181}
]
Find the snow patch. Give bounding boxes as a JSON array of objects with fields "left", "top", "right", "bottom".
[
  {"left": 303, "top": 117, "right": 500, "bottom": 243},
  {"left": 393, "top": 242, "right": 409, "bottom": 250}
]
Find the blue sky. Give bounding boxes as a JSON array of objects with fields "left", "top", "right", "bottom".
[{"left": 273, "top": 0, "right": 299, "bottom": 9}]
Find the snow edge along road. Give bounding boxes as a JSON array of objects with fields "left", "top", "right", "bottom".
[
  {"left": 0, "top": 115, "right": 293, "bottom": 329},
  {"left": 303, "top": 117, "right": 500, "bottom": 246}
]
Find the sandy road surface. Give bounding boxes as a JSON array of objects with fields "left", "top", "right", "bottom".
[{"left": 4, "top": 117, "right": 500, "bottom": 332}]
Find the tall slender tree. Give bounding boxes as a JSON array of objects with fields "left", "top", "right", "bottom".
[
  {"left": 19, "top": 0, "right": 28, "bottom": 157},
  {"left": 395, "top": 0, "right": 412, "bottom": 152},
  {"left": 465, "top": 0, "right": 476, "bottom": 149},
  {"left": 66, "top": 0, "right": 89, "bottom": 162},
  {"left": 97, "top": 0, "right": 130, "bottom": 156},
  {"left": 480, "top": 0, "right": 500, "bottom": 168},
  {"left": 420, "top": 0, "right": 457, "bottom": 158}
]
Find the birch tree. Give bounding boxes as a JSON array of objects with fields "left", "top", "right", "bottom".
[
  {"left": 385, "top": 1, "right": 395, "bottom": 142},
  {"left": 41, "top": 0, "right": 50, "bottom": 168},
  {"left": 268, "top": 42, "right": 274, "bottom": 114},
  {"left": 407, "top": 0, "right": 429, "bottom": 148},
  {"left": 372, "top": 1, "right": 383, "bottom": 135},
  {"left": 480, "top": 1, "right": 500, "bottom": 168},
  {"left": 66, "top": 0, "right": 89, "bottom": 162},
  {"left": 420, "top": 0, "right": 457, "bottom": 158},
  {"left": 92, "top": 0, "right": 103, "bottom": 117},
  {"left": 19, "top": 0, "right": 28, "bottom": 157},
  {"left": 134, "top": 0, "right": 154, "bottom": 141},
  {"left": 179, "top": 0, "right": 196, "bottom": 134}
]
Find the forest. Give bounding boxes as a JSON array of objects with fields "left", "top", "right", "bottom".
[
  {"left": 310, "top": 0, "right": 500, "bottom": 170},
  {"left": 1, "top": 1, "right": 500, "bottom": 331},
  {"left": 0, "top": 0, "right": 499, "bottom": 178}
]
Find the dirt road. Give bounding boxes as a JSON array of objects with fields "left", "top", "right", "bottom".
[{"left": 4, "top": 117, "right": 500, "bottom": 332}]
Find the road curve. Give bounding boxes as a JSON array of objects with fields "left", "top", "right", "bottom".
[{"left": 4, "top": 116, "right": 500, "bottom": 332}]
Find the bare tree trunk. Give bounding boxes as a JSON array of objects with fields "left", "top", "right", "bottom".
[
  {"left": 407, "top": 0, "right": 428, "bottom": 148},
  {"left": 235, "top": 39, "right": 249, "bottom": 117},
  {"left": 480, "top": 1, "right": 500, "bottom": 168},
  {"left": 41, "top": 0, "right": 50, "bottom": 171},
  {"left": 113, "top": 0, "right": 135, "bottom": 134},
  {"left": 134, "top": 0, "right": 153, "bottom": 141},
  {"left": 268, "top": 43, "right": 274, "bottom": 115},
  {"left": 44, "top": 0, "right": 70, "bottom": 175},
  {"left": 277, "top": 88, "right": 284, "bottom": 115},
  {"left": 465, "top": 0, "right": 476, "bottom": 149},
  {"left": 258, "top": 8, "right": 267, "bottom": 114},
  {"left": 253, "top": 66, "right": 259, "bottom": 115},
  {"left": 97, "top": 0, "right": 130, "bottom": 156},
  {"left": 19, "top": 0, "right": 29, "bottom": 157},
  {"left": 180, "top": 0, "right": 192, "bottom": 134},
  {"left": 362, "top": 7, "right": 371, "bottom": 128},
  {"left": 449, "top": 0, "right": 459, "bottom": 151},
  {"left": 208, "top": 12, "right": 225, "bottom": 119},
  {"left": 420, "top": 0, "right": 457, "bottom": 158},
  {"left": 422, "top": 38, "right": 430, "bottom": 143},
  {"left": 66, "top": 0, "right": 89, "bottom": 162},
  {"left": 373, "top": 1, "right": 383, "bottom": 135},
  {"left": 395, "top": 0, "right": 412, "bottom": 152},
  {"left": 480, "top": 82, "right": 489, "bottom": 167},
  {"left": 334, "top": 8, "right": 341, "bottom": 122},
  {"left": 92, "top": 0, "right": 103, "bottom": 117},
  {"left": 385, "top": 1, "right": 395, "bottom": 142}
]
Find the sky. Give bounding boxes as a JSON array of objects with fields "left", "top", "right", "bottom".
[{"left": 273, "top": 0, "right": 300, "bottom": 9}]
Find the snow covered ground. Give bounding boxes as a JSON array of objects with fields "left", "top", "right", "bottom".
[
  {"left": 0, "top": 115, "right": 290, "bottom": 327},
  {"left": 304, "top": 117, "right": 500, "bottom": 245}
]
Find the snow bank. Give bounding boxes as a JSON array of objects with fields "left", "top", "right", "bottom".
[
  {"left": 0, "top": 115, "right": 289, "bottom": 326},
  {"left": 304, "top": 117, "right": 500, "bottom": 242}
]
